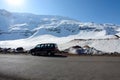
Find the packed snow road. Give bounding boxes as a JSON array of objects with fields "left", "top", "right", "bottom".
[{"left": 0, "top": 54, "right": 120, "bottom": 80}]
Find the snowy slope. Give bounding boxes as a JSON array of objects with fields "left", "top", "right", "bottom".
[
  {"left": 0, "top": 9, "right": 120, "bottom": 40},
  {"left": 0, "top": 9, "right": 120, "bottom": 53},
  {"left": 0, "top": 35, "right": 120, "bottom": 53},
  {"left": 59, "top": 38, "right": 120, "bottom": 53}
]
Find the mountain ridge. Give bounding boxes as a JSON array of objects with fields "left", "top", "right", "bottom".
[
  {"left": 0, "top": 9, "right": 120, "bottom": 40},
  {"left": 0, "top": 9, "right": 120, "bottom": 53}
]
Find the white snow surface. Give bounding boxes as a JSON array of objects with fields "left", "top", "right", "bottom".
[
  {"left": 60, "top": 38, "right": 120, "bottom": 53},
  {"left": 0, "top": 9, "right": 120, "bottom": 53},
  {"left": 0, "top": 35, "right": 120, "bottom": 53},
  {"left": 0, "top": 9, "right": 120, "bottom": 40}
]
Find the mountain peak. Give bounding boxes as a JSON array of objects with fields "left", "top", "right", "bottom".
[
  {"left": 0, "top": 9, "right": 120, "bottom": 40},
  {"left": 0, "top": 9, "right": 11, "bottom": 17}
]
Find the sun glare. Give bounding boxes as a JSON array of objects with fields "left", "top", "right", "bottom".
[{"left": 6, "top": 0, "right": 24, "bottom": 7}]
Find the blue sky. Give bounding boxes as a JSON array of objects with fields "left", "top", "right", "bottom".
[{"left": 0, "top": 0, "right": 120, "bottom": 24}]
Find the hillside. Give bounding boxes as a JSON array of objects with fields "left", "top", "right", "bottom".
[
  {"left": 0, "top": 9, "right": 120, "bottom": 40},
  {"left": 0, "top": 9, "right": 120, "bottom": 53}
]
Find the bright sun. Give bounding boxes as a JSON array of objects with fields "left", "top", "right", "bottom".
[{"left": 6, "top": 0, "right": 24, "bottom": 7}]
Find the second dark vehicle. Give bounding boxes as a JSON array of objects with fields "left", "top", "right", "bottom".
[{"left": 30, "top": 43, "right": 59, "bottom": 56}]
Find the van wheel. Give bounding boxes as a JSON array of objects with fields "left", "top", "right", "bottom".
[
  {"left": 50, "top": 53, "right": 54, "bottom": 56},
  {"left": 51, "top": 53, "right": 54, "bottom": 56},
  {"left": 47, "top": 52, "right": 51, "bottom": 56},
  {"left": 47, "top": 52, "right": 54, "bottom": 56},
  {"left": 31, "top": 52, "right": 36, "bottom": 56}
]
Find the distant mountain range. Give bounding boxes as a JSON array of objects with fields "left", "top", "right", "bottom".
[{"left": 0, "top": 9, "right": 120, "bottom": 40}]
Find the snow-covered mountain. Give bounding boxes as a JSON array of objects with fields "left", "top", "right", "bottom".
[
  {"left": 0, "top": 9, "right": 120, "bottom": 53},
  {"left": 0, "top": 9, "right": 120, "bottom": 40}
]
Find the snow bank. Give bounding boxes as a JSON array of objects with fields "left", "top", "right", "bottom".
[
  {"left": 0, "top": 35, "right": 120, "bottom": 53},
  {"left": 60, "top": 38, "right": 120, "bottom": 53}
]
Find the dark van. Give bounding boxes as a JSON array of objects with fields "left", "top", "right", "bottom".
[{"left": 29, "top": 43, "right": 59, "bottom": 56}]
